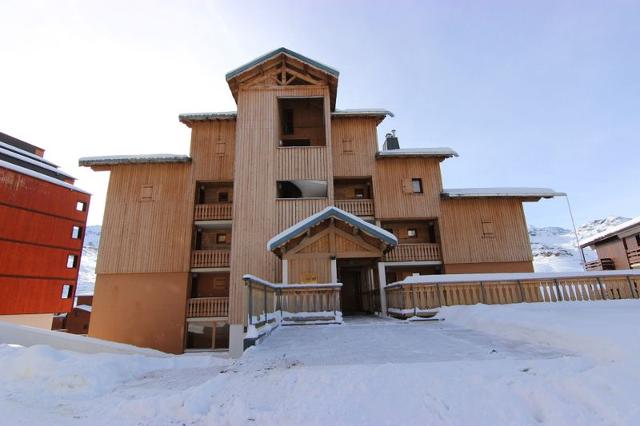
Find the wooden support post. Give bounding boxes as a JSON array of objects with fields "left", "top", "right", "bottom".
[
  {"left": 263, "top": 286, "right": 268, "bottom": 323},
  {"left": 596, "top": 277, "right": 606, "bottom": 300},
  {"left": 377, "top": 263, "right": 388, "bottom": 317},
  {"left": 436, "top": 283, "right": 442, "bottom": 307},
  {"left": 479, "top": 281, "right": 486, "bottom": 304},
  {"left": 246, "top": 278, "right": 253, "bottom": 325},
  {"left": 282, "top": 259, "right": 289, "bottom": 284},
  {"left": 411, "top": 285, "right": 417, "bottom": 317},
  {"left": 553, "top": 279, "right": 563, "bottom": 301},
  {"left": 626, "top": 275, "right": 636, "bottom": 299},
  {"left": 517, "top": 280, "right": 525, "bottom": 303}
]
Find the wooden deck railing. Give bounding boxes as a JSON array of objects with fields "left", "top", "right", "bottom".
[
  {"left": 627, "top": 249, "right": 640, "bottom": 267},
  {"left": 191, "top": 249, "right": 230, "bottom": 268},
  {"left": 584, "top": 258, "right": 615, "bottom": 271},
  {"left": 194, "top": 203, "right": 232, "bottom": 221},
  {"left": 243, "top": 275, "right": 342, "bottom": 331},
  {"left": 187, "top": 297, "right": 229, "bottom": 318},
  {"left": 386, "top": 272, "right": 640, "bottom": 318},
  {"left": 334, "top": 199, "right": 374, "bottom": 216},
  {"left": 384, "top": 243, "right": 441, "bottom": 262}
]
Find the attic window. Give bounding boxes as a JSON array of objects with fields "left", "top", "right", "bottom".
[
  {"left": 216, "top": 142, "right": 226, "bottom": 155},
  {"left": 481, "top": 220, "right": 495, "bottom": 238},
  {"left": 411, "top": 178, "right": 423, "bottom": 193},
  {"left": 342, "top": 138, "right": 353, "bottom": 153}
]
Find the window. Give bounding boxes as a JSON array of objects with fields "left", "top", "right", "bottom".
[
  {"left": 216, "top": 233, "right": 227, "bottom": 244},
  {"left": 277, "top": 180, "right": 328, "bottom": 199},
  {"left": 354, "top": 188, "right": 365, "bottom": 199},
  {"left": 218, "top": 192, "right": 229, "bottom": 202},
  {"left": 66, "top": 254, "right": 78, "bottom": 268},
  {"left": 141, "top": 185, "right": 154, "bottom": 201},
  {"left": 407, "top": 229, "right": 417, "bottom": 238},
  {"left": 61, "top": 284, "right": 72, "bottom": 299},
  {"left": 481, "top": 220, "right": 495, "bottom": 238},
  {"left": 215, "top": 141, "right": 226, "bottom": 155},
  {"left": 411, "top": 178, "right": 423, "bottom": 193},
  {"left": 76, "top": 201, "right": 86, "bottom": 211},
  {"left": 71, "top": 226, "right": 82, "bottom": 239}
]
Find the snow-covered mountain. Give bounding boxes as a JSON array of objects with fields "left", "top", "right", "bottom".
[
  {"left": 77, "top": 225, "right": 101, "bottom": 296},
  {"left": 530, "top": 216, "right": 631, "bottom": 272},
  {"left": 76, "top": 217, "right": 632, "bottom": 294}
]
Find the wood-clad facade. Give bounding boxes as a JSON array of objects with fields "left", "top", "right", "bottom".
[
  {"left": 81, "top": 48, "right": 560, "bottom": 355},
  {"left": 581, "top": 218, "right": 640, "bottom": 271}
]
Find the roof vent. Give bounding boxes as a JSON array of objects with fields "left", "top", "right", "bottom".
[{"left": 383, "top": 129, "right": 400, "bottom": 150}]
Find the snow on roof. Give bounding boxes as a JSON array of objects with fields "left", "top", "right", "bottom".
[
  {"left": 0, "top": 140, "right": 58, "bottom": 167},
  {"left": 332, "top": 109, "right": 394, "bottom": 118},
  {"left": 79, "top": 154, "right": 191, "bottom": 167},
  {"left": 390, "top": 270, "right": 640, "bottom": 287},
  {"left": 225, "top": 47, "right": 340, "bottom": 81},
  {"left": 75, "top": 305, "right": 92, "bottom": 313},
  {"left": 376, "top": 148, "right": 459, "bottom": 158},
  {"left": 179, "top": 111, "right": 238, "bottom": 123},
  {"left": 579, "top": 216, "right": 640, "bottom": 247},
  {"left": 442, "top": 187, "right": 565, "bottom": 199},
  {"left": 267, "top": 206, "right": 397, "bottom": 251},
  {"left": 0, "top": 159, "right": 89, "bottom": 194},
  {"left": 0, "top": 145, "right": 75, "bottom": 180}
]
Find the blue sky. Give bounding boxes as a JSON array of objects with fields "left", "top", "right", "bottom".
[{"left": 1, "top": 0, "right": 638, "bottom": 227}]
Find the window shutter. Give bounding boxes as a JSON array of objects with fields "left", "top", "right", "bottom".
[
  {"left": 481, "top": 220, "right": 495, "bottom": 238},
  {"left": 401, "top": 178, "right": 413, "bottom": 193}
]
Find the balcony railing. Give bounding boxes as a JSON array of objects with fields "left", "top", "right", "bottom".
[
  {"left": 187, "top": 297, "right": 229, "bottom": 318},
  {"left": 584, "top": 258, "right": 615, "bottom": 271},
  {"left": 191, "top": 249, "right": 230, "bottom": 268},
  {"left": 334, "top": 199, "right": 374, "bottom": 216},
  {"left": 627, "top": 249, "right": 640, "bottom": 267},
  {"left": 194, "top": 203, "right": 232, "bottom": 221},
  {"left": 383, "top": 243, "right": 441, "bottom": 262}
]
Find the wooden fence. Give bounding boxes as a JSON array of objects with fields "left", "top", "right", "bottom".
[
  {"left": 194, "top": 203, "right": 232, "bottom": 221},
  {"left": 334, "top": 199, "right": 375, "bottom": 217},
  {"left": 386, "top": 272, "right": 640, "bottom": 318},
  {"left": 384, "top": 243, "right": 441, "bottom": 262},
  {"left": 191, "top": 249, "right": 230, "bottom": 268},
  {"left": 187, "top": 297, "right": 229, "bottom": 318}
]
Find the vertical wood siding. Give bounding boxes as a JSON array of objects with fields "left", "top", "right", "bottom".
[
  {"left": 190, "top": 120, "right": 236, "bottom": 181},
  {"left": 276, "top": 147, "right": 327, "bottom": 180},
  {"left": 331, "top": 117, "right": 378, "bottom": 178}
]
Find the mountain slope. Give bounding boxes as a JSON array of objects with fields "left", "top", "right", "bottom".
[{"left": 77, "top": 225, "right": 100, "bottom": 296}]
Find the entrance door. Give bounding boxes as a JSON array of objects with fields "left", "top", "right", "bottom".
[{"left": 339, "top": 268, "right": 362, "bottom": 314}]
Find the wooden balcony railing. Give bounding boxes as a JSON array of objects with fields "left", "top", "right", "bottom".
[
  {"left": 334, "top": 199, "right": 374, "bottom": 216},
  {"left": 584, "top": 258, "right": 615, "bottom": 271},
  {"left": 386, "top": 271, "right": 640, "bottom": 318},
  {"left": 383, "top": 243, "right": 441, "bottom": 262},
  {"left": 627, "top": 249, "right": 640, "bottom": 267},
  {"left": 194, "top": 203, "right": 232, "bottom": 221},
  {"left": 191, "top": 249, "right": 230, "bottom": 268},
  {"left": 187, "top": 297, "right": 229, "bottom": 318}
]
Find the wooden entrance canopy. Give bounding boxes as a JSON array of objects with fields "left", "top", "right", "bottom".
[{"left": 267, "top": 206, "right": 398, "bottom": 259}]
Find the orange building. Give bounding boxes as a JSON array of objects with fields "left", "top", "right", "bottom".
[
  {"left": 80, "top": 48, "right": 563, "bottom": 356},
  {"left": 0, "top": 131, "right": 90, "bottom": 329}
]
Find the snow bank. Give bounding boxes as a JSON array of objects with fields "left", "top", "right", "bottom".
[{"left": 437, "top": 300, "right": 640, "bottom": 361}]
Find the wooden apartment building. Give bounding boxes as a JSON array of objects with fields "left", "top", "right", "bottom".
[
  {"left": 581, "top": 217, "right": 640, "bottom": 271},
  {"left": 0, "top": 131, "right": 90, "bottom": 329},
  {"left": 80, "top": 48, "right": 562, "bottom": 356}
]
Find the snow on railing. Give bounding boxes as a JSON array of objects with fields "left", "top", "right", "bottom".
[{"left": 385, "top": 271, "right": 640, "bottom": 318}]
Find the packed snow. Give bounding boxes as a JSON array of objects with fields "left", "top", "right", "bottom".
[{"left": 2, "top": 301, "right": 640, "bottom": 425}]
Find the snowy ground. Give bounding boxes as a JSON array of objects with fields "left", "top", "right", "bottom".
[{"left": 2, "top": 300, "right": 640, "bottom": 425}]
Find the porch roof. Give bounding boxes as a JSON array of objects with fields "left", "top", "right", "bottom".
[{"left": 267, "top": 206, "right": 398, "bottom": 252}]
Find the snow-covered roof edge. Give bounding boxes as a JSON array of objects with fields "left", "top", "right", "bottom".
[
  {"left": 0, "top": 159, "right": 89, "bottom": 194},
  {"left": 579, "top": 216, "right": 640, "bottom": 248},
  {"left": 376, "top": 148, "right": 458, "bottom": 159},
  {"left": 267, "top": 206, "right": 398, "bottom": 251},
  {"left": 225, "top": 47, "right": 339, "bottom": 81},
  {"left": 0, "top": 145, "right": 75, "bottom": 180},
  {"left": 79, "top": 154, "right": 191, "bottom": 167},
  {"left": 332, "top": 109, "right": 394, "bottom": 118},
  {"left": 442, "top": 187, "right": 565, "bottom": 199},
  {"left": 390, "top": 270, "right": 640, "bottom": 287},
  {"left": 0, "top": 140, "right": 58, "bottom": 168},
  {"left": 75, "top": 305, "right": 92, "bottom": 312},
  {"left": 179, "top": 111, "right": 238, "bottom": 123}
]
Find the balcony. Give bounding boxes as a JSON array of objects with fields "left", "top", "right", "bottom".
[
  {"left": 335, "top": 199, "right": 374, "bottom": 216},
  {"left": 584, "top": 258, "right": 615, "bottom": 271},
  {"left": 191, "top": 249, "right": 230, "bottom": 269},
  {"left": 627, "top": 249, "right": 640, "bottom": 267},
  {"left": 194, "top": 203, "right": 232, "bottom": 221},
  {"left": 384, "top": 243, "right": 441, "bottom": 262},
  {"left": 187, "top": 297, "right": 229, "bottom": 318}
]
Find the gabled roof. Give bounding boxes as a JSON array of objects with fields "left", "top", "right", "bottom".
[
  {"left": 442, "top": 187, "right": 565, "bottom": 200},
  {"left": 267, "top": 206, "right": 397, "bottom": 252},
  {"left": 225, "top": 47, "right": 339, "bottom": 81},
  {"left": 579, "top": 216, "right": 640, "bottom": 248},
  {"left": 376, "top": 148, "right": 458, "bottom": 159}
]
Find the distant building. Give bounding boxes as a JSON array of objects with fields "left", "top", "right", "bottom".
[
  {"left": 80, "top": 48, "right": 563, "bottom": 356},
  {"left": 580, "top": 217, "right": 640, "bottom": 271},
  {"left": 0, "top": 131, "right": 90, "bottom": 329}
]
